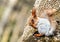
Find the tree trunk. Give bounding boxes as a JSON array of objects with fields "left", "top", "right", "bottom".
[{"left": 34, "top": 0, "right": 60, "bottom": 42}]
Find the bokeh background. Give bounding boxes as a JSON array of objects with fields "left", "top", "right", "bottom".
[
  {"left": 0, "top": 0, "right": 35, "bottom": 42},
  {"left": 0, "top": 0, "right": 60, "bottom": 42}
]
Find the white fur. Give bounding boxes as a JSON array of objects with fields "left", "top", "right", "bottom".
[{"left": 36, "top": 18, "right": 54, "bottom": 36}]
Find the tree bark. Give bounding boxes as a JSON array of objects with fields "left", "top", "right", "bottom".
[{"left": 34, "top": 0, "right": 60, "bottom": 42}]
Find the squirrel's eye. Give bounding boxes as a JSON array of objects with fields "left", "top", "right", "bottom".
[{"left": 31, "top": 19, "right": 34, "bottom": 24}]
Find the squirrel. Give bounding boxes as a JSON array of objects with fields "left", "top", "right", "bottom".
[{"left": 29, "top": 7, "right": 57, "bottom": 37}]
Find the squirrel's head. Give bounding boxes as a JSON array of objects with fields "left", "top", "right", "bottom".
[{"left": 29, "top": 7, "right": 39, "bottom": 28}]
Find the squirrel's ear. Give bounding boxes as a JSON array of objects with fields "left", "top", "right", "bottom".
[{"left": 32, "top": 7, "right": 37, "bottom": 18}]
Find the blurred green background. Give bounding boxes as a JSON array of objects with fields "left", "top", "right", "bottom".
[{"left": 0, "top": 0, "right": 35, "bottom": 42}]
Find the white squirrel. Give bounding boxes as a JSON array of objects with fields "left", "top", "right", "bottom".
[
  {"left": 36, "top": 18, "right": 55, "bottom": 36},
  {"left": 29, "top": 7, "right": 57, "bottom": 36}
]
